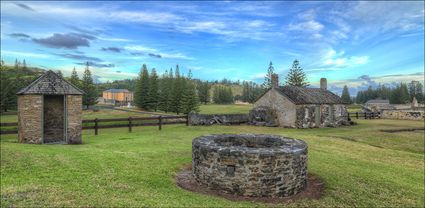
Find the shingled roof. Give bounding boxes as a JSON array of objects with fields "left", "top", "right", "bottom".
[
  {"left": 275, "top": 86, "right": 345, "bottom": 105},
  {"left": 17, "top": 70, "right": 84, "bottom": 95}
]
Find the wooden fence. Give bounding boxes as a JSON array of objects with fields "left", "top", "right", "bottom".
[
  {"left": 0, "top": 115, "right": 188, "bottom": 135},
  {"left": 347, "top": 112, "right": 381, "bottom": 120},
  {"left": 0, "top": 112, "right": 382, "bottom": 135}
]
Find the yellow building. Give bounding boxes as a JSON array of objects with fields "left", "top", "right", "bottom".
[{"left": 102, "top": 89, "right": 133, "bottom": 105}]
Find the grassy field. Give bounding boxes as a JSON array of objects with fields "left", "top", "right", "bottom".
[
  {"left": 198, "top": 104, "right": 253, "bottom": 114},
  {"left": 1, "top": 119, "right": 424, "bottom": 207}
]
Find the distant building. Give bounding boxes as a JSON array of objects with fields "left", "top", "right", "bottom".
[
  {"left": 102, "top": 89, "right": 133, "bottom": 106},
  {"left": 253, "top": 75, "right": 350, "bottom": 128},
  {"left": 365, "top": 99, "right": 390, "bottom": 111}
]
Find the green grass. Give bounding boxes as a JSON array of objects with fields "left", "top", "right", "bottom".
[
  {"left": 347, "top": 104, "right": 362, "bottom": 113},
  {"left": 198, "top": 104, "right": 253, "bottom": 114},
  {"left": 1, "top": 119, "right": 424, "bottom": 207}
]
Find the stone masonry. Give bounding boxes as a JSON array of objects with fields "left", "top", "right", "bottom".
[
  {"left": 18, "top": 95, "right": 43, "bottom": 144},
  {"left": 188, "top": 112, "right": 248, "bottom": 126},
  {"left": 66, "top": 95, "right": 82, "bottom": 144},
  {"left": 192, "top": 134, "right": 308, "bottom": 197}
]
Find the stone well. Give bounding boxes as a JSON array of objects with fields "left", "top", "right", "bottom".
[{"left": 192, "top": 134, "right": 308, "bottom": 197}]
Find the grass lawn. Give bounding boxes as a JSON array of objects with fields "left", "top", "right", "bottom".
[
  {"left": 198, "top": 104, "right": 253, "bottom": 114},
  {"left": 347, "top": 104, "right": 363, "bottom": 113},
  {"left": 1, "top": 119, "right": 424, "bottom": 207}
]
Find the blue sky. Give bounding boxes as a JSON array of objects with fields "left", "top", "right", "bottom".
[{"left": 1, "top": 1, "right": 424, "bottom": 94}]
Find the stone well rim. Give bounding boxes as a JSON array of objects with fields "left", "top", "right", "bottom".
[{"left": 192, "top": 134, "right": 307, "bottom": 154}]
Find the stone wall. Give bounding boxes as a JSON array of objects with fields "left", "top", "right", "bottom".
[
  {"left": 188, "top": 112, "right": 248, "bottom": 126},
  {"left": 248, "top": 106, "right": 278, "bottom": 126},
  {"left": 18, "top": 95, "right": 43, "bottom": 144},
  {"left": 295, "top": 104, "right": 350, "bottom": 128},
  {"left": 66, "top": 95, "right": 82, "bottom": 144},
  {"left": 381, "top": 110, "right": 425, "bottom": 120},
  {"left": 192, "top": 134, "right": 308, "bottom": 197},
  {"left": 254, "top": 88, "right": 297, "bottom": 127}
]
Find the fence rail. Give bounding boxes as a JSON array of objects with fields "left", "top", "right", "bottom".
[
  {"left": 347, "top": 112, "right": 381, "bottom": 120},
  {"left": 0, "top": 115, "right": 188, "bottom": 135}
]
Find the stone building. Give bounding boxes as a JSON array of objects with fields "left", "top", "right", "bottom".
[
  {"left": 17, "top": 70, "right": 84, "bottom": 144},
  {"left": 253, "top": 75, "right": 349, "bottom": 128},
  {"left": 365, "top": 99, "right": 390, "bottom": 111}
]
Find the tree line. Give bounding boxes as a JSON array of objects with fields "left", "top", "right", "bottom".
[
  {"left": 355, "top": 81, "right": 424, "bottom": 104},
  {"left": 134, "top": 64, "right": 199, "bottom": 114}
]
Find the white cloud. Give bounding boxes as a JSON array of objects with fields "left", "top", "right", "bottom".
[
  {"left": 318, "top": 48, "right": 369, "bottom": 68},
  {"left": 289, "top": 20, "right": 324, "bottom": 32},
  {"left": 98, "top": 37, "right": 132, "bottom": 42},
  {"left": 124, "top": 45, "right": 194, "bottom": 60},
  {"left": 124, "top": 45, "right": 157, "bottom": 53}
]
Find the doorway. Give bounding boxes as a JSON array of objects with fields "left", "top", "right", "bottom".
[{"left": 43, "top": 95, "right": 65, "bottom": 143}]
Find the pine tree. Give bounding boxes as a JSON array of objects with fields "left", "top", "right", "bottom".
[
  {"left": 69, "top": 67, "right": 80, "bottom": 88},
  {"left": 81, "top": 62, "right": 98, "bottom": 108},
  {"left": 285, "top": 59, "right": 309, "bottom": 87},
  {"left": 341, "top": 85, "right": 351, "bottom": 104},
  {"left": 197, "top": 81, "right": 210, "bottom": 104},
  {"left": 22, "top": 59, "right": 27, "bottom": 70},
  {"left": 158, "top": 70, "right": 170, "bottom": 112},
  {"left": 147, "top": 68, "right": 159, "bottom": 111},
  {"left": 14, "top": 59, "right": 19, "bottom": 69},
  {"left": 262, "top": 61, "right": 275, "bottom": 88},
  {"left": 181, "top": 72, "right": 200, "bottom": 114},
  {"left": 408, "top": 81, "right": 424, "bottom": 103},
  {"left": 134, "top": 64, "right": 150, "bottom": 110},
  {"left": 170, "top": 65, "right": 183, "bottom": 114}
]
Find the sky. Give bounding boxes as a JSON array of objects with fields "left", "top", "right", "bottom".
[{"left": 1, "top": 1, "right": 424, "bottom": 95}]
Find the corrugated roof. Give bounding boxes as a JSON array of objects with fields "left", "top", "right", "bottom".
[
  {"left": 17, "top": 70, "right": 84, "bottom": 95},
  {"left": 275, "top": 86, "right": 346, "bottom": 105},
  {"left": 103, "top": 89, "right": 130, "bottom": 93}
]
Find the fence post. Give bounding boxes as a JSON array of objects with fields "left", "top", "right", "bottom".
[
  {"left": 94, "top": 118, "right": 98, "bottom": 135},
  {"left": 364, "top": 112, "right": 367, "bottom": 119},
  {"left": 347, "top": 112, "right": 351, "bottom": 121},
  {"left": 128, "top": 117, "right": 132, "bottom": 132},
  {"left": 158, "top": 116, "right": 162, "bottom": 131},
  {"left": 186, "top": 114, "right": 189, "bottom": 126},
  {"left": 356, "top": 112, "right": 359, "bottom": 119}
]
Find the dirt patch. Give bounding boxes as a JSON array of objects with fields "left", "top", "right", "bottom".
[
  {"left": 380, "top": 128, "right": 425, "bottom": 133},
  {"left": 175, "top": 165, "right": 324, "bottom": 204}
]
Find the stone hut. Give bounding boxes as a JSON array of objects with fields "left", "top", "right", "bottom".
[
  {"left": 253, "top": 75, "right": 349, "bottom": 128},
  {"left": 17, "top": 70, "right": 84, "bottom": 144}
]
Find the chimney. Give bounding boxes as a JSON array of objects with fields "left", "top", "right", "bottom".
[
  {"left": 271, "top": 73, "right": 279, "bottom": 88},
  {"left": 320, "top": 78, "right": 327, "bottom": 90}
]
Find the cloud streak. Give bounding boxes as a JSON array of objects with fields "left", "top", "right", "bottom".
[
  {"left": 8, "top": 33, "right": 31, "bottom": 38},
  {"left": 33, "top": 33, "right": 92, "bottom": 49},
  {"left": 101, "top": 47, "right": 123, "bottom": 53},
  {"left": 14, "top": 3, "right": 34, "bottom": 11}
]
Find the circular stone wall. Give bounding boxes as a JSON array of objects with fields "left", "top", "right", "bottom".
[{"left": 192, "top": 134, "right": 308, "bottom": 197}]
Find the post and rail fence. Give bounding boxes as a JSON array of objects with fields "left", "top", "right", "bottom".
[
  {"left": 0, "top": 115, "right": 189, "bottom": 135},
  {"left": 346, "top": 111, "right": 381, "bottom": 120},
  {"left": 0, "top": 112, "right": 382, "bottom": 135}
]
